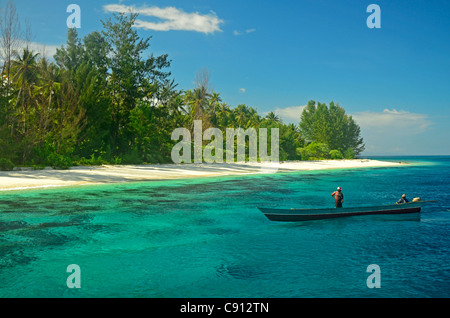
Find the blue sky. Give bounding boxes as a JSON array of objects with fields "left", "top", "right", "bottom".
[{"left": 6, "top": 0, "right": 450, "bottom": 155}]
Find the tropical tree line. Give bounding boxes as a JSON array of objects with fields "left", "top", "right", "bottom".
[
  {"left": 0, "top": 9, "right": 364, "bottom": 170},
  {"left": 297, "top": 100, "right": 365, "bottom": 160}
]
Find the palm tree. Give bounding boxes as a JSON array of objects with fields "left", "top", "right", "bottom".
[
  {"left": 208, "top": 91, "right": 221, "bottom": 125},
  {"left": 37, "top": 58, "right": 61, "bottom": 108},
  {"left": 10, "top": 48, "right": 39, "bottom": 163},
  {"left": 216, "top": 102, "right": 231, "bottom": 129},
  {"left": 35, "top": 58, "right": 61, "bottom": 143},
  {"left": 193, "top": 86, "right": 209, "bottom": 117},
  {"left": 265, "top": 111, "right": 281, "bottom": 123},
  {"left": 247, "top": 107, "right": 261, "bottom": 127},
  {"left": 234, "top": 104, "right": 250, "bottom": 128},
  {"left": 11, "top": 48, "right": 39, "bottom": 135},
  {"left": 184, "top": 87, "right": 211, "bottom": 129}
]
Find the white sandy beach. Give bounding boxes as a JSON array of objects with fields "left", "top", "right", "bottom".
[{"left": 0, "top": 159, "right": 407, "bottom": 191}]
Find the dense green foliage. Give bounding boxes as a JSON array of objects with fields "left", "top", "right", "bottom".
[
  {"left": 297, "top": 100, "right": 365, "bottom": 159},
  {"left": 0, "top": 11, "right": 364, "bottom": 168}
]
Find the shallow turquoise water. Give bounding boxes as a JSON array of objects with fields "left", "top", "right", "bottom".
[{"left": 1, "top": 157, "right": 449, "bottom": 297}]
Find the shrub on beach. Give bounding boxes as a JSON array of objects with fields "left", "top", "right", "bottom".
[
  {"left": 47, "top": 153, "right": 73, "bottom": 170},
  {"left": 296, "top": 142, "right": 330, "bottom": 160},
  {"left": 0, "top": 158, "right": 15, "bottom": 171},
  {"left": 344, "top": 148, "right": 356, "bottom": 159},
  {"left": 329, "top": 149, "right": 344, "bottom": 159}
]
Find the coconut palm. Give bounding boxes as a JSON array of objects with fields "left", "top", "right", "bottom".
[
  {"left": 216, "top": 102, "right": 231, "bottom": 129},
  {"left": 265, "top": 111, "right": 281, "bottom": 123},
  {"left": 208, "top": 91, "right": 221, "bottom": 125},
  {"left": 247, "top": 107, "right": 261, "bottom": 128},
  {"left": 234, "top": 104, "right": 251, "bottom": 128},
  {"left": 37, "top": 58, "right": 61, "bottom": 109},
  {"left": 11, "top": 48, "right": 39, "bottom": 135},
  {"left": 184, "top": 87, "right": 211, "bottom": 129},
  {"left": 35, "top": 58, "right": 61, "bottom": 143}
]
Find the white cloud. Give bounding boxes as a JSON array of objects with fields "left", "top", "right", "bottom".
[
  {"left": 233, "top": 28, "right": 256, "bottom": 36},
  {"left": 352, "top": 109, "right": 431, "bottom": 134},
  {"left": 352, "top": 109, "right": 433, "bottom": 155},
  {"left": 28, "top": 42, "right": 59, "bottom": 58},
  {"left": 103, "top": 4, "right": 223, "bottom": 34},
  {"left": 268, "top": 106, "right": 434, "bottom": 155},
  {"left": 1, "top": 42, "right": 59, "bottom": 62},
  {"left": 239, "top": 88, "right": 246, "bottom": 93},
  {"left": 271, "top": 105, "right": 306, "bottom": 124}
]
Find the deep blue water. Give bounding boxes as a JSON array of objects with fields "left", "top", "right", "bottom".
[{"left": 0, "top": 156, "right": 449, "bottom": 298}]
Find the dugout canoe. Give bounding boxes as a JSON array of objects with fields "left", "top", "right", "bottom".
[{"left": 258, "top": 202, "right": 423, "bottom": 222}]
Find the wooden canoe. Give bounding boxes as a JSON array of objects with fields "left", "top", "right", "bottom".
[{"left": 258, "top": 202, "right": 423, "bottom": 222}]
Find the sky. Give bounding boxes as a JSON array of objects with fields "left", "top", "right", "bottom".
[{"left": 3, "top": 0, "right": 450, "bottom": 155}]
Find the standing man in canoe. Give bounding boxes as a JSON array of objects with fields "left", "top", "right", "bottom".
[{"left": 331, "top": 187, "right": 344, "bottom": 208}]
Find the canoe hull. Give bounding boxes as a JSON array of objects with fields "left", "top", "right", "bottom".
[{"left": 258, "top": 204, "right": 422, "bottom": 222}]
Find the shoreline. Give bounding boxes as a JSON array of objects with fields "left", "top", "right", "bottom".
[{"left": 0, "top": 159, "right": 408, "bottom": 192}]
